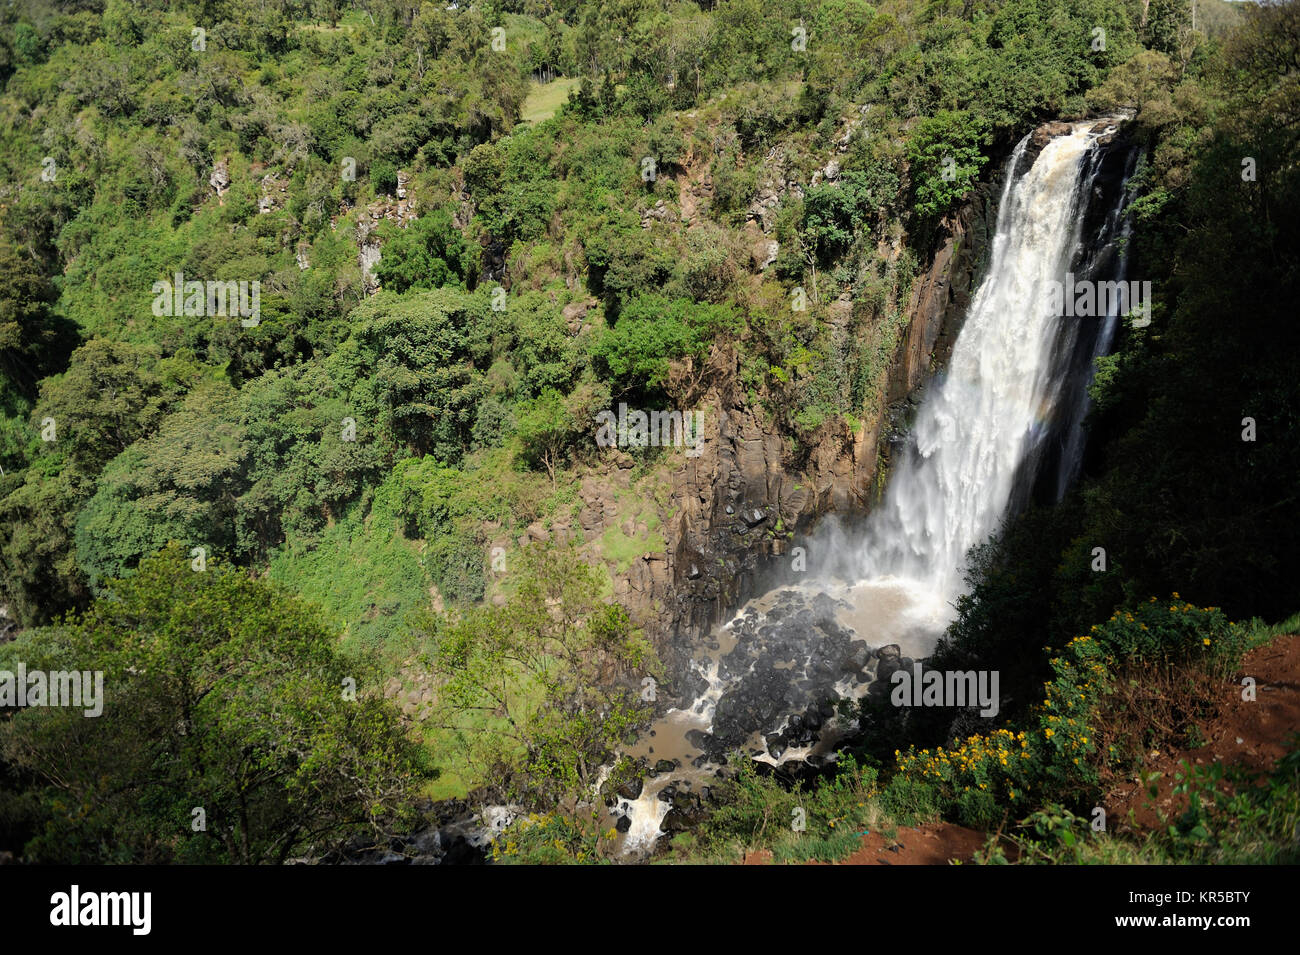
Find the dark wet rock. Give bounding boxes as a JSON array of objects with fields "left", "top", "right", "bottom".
[
  {"left": 685, "top": 729, "right": 713, "bottom": 750},
  {"left": 702, "top": 587, "right": 875, "bottom": 754},
  {"left": 617, "top": 777, "right": 643, "bottom": 801},
  {"left": 844, "top": 641, "right": 872, "bottom": 671},
  {"left": 662, "top": 801, "right": 708, "bottom": 832},
  {"left": 615, "top": 814, "right": 632, "bottom": 833},
  {"left": 654, "top": 758, "right": 677, "bottom": 775}
]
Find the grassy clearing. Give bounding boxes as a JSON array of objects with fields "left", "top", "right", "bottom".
[
  {"left": 519, "top": 77, "right": 582, "bottom": 125},
  {"left": 1238, "top": 609, "right": 1300, "bottom": 648}
]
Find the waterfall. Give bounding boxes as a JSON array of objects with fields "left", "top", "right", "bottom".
[
  {"left": 854, "top": 121, "right": 1126, "bottom": 622},
  {"left": 1047, "top": 141, "right": 1140, "bottom": 502}
]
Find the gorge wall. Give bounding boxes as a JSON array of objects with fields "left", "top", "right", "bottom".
[{"left": 601, "top": 165, "right": 1006, "bottom": 687}]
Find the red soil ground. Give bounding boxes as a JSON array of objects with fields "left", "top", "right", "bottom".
[{"left": 1101, "top": 633, "right": 1300, "bottom": 833}]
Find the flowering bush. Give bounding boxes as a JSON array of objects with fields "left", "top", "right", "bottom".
[
  {"left": 491, "top": 811, "right": 613, "bottom": 865},
  {"left": 888, "top": 597, "right": 1244, "bottom": 825},
  {"left": 1088, "top": 596, "right": 1247, "bottom": 768},
  {"left": 892, "top": 632, "right": 1104, "bottom": 825},
  {"left": 1089, "top": 595, "right": 1242, "bottom": 672}
]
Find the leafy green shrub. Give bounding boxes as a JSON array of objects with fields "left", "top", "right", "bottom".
[
  {"left": 0, "top": 545, "right": 429, "bottom": 863},
  {"left": 733, "top": 82, "right": 800, "bottom": 149},
  {"left": 373, "top": 207, "right": 478, "bottom": 294},
  {"left": 702, "top": 756, "right": 879, "bottom": 861},
  {"left": 711, "top": 146, "right": 761, "bottom": 219},
  {"left": 419, "top": 543, "right": 659, "bottom": 804},
  {"left": 370, "top": 159, "right": 398, "bottom": 196},
  {"left": 906, "top": 110, "right": 992, "bottom": 220},
  {"left": 424, "top": 526, "right": 487, "bottom": 604},
  {"left": 892, "top": 598, "right": 1248, "bottom": 822},
  {"left": 594, "top": 294, "right": 738, "bottom": 399},
  {"left": 1089, "top": 598, "right": 1249, "bottom": 768},
  {"left": 515, "top": 388, "right": 584, "bottom": 484},
  {"left": 1089, "top": 595, "right": 1243, "bottom": 671},
  {"left": 492, "top": 811, "right": 613, "bottom": 865}
]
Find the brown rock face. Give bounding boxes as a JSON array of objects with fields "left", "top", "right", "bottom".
[
  {"left": 890, "top": 180, "right": 996, "bottom": 405},
  {"left": 638, "top": 181, "right": 998, "bottom": 683},
  {"left": 625, "top": 380, "right": 879, "bottom": 676},
  {"left": 1030, "top": 120, "right": 1073, "bottom": 150}
]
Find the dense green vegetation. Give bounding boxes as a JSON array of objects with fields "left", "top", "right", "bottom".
[
  {"left": 0, "top": 0, "right": 1296, "bottom": 864},
  {"left": 0, "top": 546, "right": 430, "bottom": 863}
]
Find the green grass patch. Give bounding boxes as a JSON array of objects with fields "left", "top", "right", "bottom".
[
  {"left": 520, "top": 77, "right": 582, "bottom": 125},
  {"left": 771, "top": 829, "right": 864, "bottom": 864}
]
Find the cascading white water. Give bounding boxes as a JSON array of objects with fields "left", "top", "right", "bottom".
[{"left": 855, "top": 122, "right": 1111, "bottom": 621}]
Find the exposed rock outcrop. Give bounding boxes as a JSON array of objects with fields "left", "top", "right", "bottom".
[
  {"left": 633, "top": 179, "right": 1001, "bottom": 689},
  {"left": 209, "top": 158, "right": 231, "bottom": 201},
  {"left": 889, "top": 179, "right": 997, "bottom": 405}
]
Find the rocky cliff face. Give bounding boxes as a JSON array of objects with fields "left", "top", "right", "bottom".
[{"left": 888, "top": 181, "right": 996, "bottom": 407}]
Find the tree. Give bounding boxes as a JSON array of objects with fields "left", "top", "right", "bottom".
[
  {"left": 421, "top": 543, "right": 660, "bottom": 804},
  {"left": 594, "top": 294, "right": 737, "bottom": 402},
  {"left": 515, "top": 387, "right": 578, "bottom": 485},
  {"left": 373, "top": 206, "right": 477, "bottom": 294},
  {"left": 346, "top": 287, "right": 491, "bottom": 461},
  {"left": 906, "top": 109, "right": 992, "bottom": 221},
  {"left": 0, "top": 545, "right": 430, "bottom": 863},
  {"left": 0, "top": 341, "right": 200, "bottom": 623},
  {"left": 73, "top": 383, "right": 247, "bottom": 590},
  {"left": 0, "top": 236, "right": 73, "bottom": 396}
]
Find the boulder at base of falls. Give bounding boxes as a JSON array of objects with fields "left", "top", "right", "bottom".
[
  {"left": 685, "top": 728, "right": 710, "bottom": 747},
  {"left": 617, "top": 777, "right": 643, "bottom": 801},
  {"left": 661, "top": 803, "right": 708, "bottom": 833},
  {"left": 875, "top": 644, "right": 903, "bottom": 685},
  {"left": 843, "top": 641, "right": 872, "bottom": 672}
]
